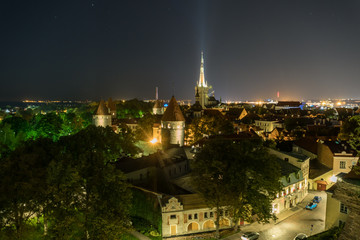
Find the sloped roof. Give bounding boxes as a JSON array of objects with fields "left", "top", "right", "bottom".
[
  {"left": 294, "top": 137, "right": 318, "bottom": 154},
  {"left": 107, "top": 97, "right": 116, "bottom": 111},
  {"left": 161, "top": 96, "right": 185, "bottom": 121},
  {"left": 324, "top": 140, "right": 357, "bottom": 156},
  {"left": 191, "top": 101, "right": 202, "bottom": 112},
  {"left": 153, "top": 99, "right": 162, "bottom": 108},
  {"left": 95, "top": 100, "right": 110, "bottom": 115}
]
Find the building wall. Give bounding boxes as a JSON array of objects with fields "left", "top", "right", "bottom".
[
  {"left": 255, "top": 120, "right": 283, "bottom": 133},
  {"left": 161, "top": 121, "right": 185, "bottom": 147},
  {"left": 293, "top": 145, "right": 318, "bottom": 160},
  {"left": 153, "top": 107, "right": 164, "bottom": 115},
  {"left": 162, "top": 207, "right": 231, "bottom": 238},
  {"left": 308, "top": 170, "right": 334, "bottom": 190},
  {"left": 272, "top": 179, "right": 307, "bottom": 214},
  {"left": 125, "top": 167, "right": 157, "bottom": 183},
  {"left": 333, "top": 156, "right": 358, "bottom": 175},
  {"left": 325, "top": 192, "right": 349, "bottom": 230},
  {"left": 317, "top": 143, "right": 334, "bottom": 169},
  {"left": 195, "top": 86, "right": 209, "bottom": 108},
  {"left": 268, "top": 149, "right": 310, "bottom": 181},
  {"left": 92, "top": 115, "right": 112, "bottom": 127}
]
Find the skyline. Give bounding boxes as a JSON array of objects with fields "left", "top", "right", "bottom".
[{"left": 2, "top": 1, "right": 360, "bottom": 101}]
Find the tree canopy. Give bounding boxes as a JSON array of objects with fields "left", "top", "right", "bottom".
[
  {"left": 0, "top": 125, "right": 137, "bottom": 239},
  {"left": 191, "top": 139, "right": 282, "bottom": 238}
]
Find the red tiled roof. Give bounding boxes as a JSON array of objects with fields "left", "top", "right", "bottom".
[{"left": 161, "top": 96, "right": 185, "bottom": 121}]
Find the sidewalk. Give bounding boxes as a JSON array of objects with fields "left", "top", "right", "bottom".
[{"left": 223, "top": 191, "right": 318, "bottom": 239}]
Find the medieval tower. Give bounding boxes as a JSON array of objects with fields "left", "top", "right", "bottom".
[
  {"left": 161, "top": 96, "right": 185, "bottom": 147},
  {"left": 93, "top": 100, "right": 112, "bottom": 127}
]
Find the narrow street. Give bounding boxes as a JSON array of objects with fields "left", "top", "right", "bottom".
[
  {"left": 225, "top": 191, "right": 327, "bottom": 240},
  {"left": 259, "top": 191, "right": 327, "bottom": 240}
]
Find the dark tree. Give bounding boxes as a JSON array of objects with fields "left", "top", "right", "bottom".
[{"left": 191, "top": 139, "right": 282, "bottom": 238}]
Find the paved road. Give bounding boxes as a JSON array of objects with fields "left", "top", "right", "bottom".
[{"left": 258, "top": 191, "right": 327, "bottom": 240}]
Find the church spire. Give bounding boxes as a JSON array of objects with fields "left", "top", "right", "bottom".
[{"left": 198, "top": 51, "right": 207, "bottom": 87}]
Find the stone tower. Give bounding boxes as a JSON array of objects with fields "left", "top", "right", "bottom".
[
  {"left": 153, "top": 100, "right": 164, "bottom": 115},
  {"left": 153, "top": 87, "right": 164, "bottom": 115},
  {"left": 107, "top": 97, "right": 117, "bottom": 118},
  {"left": 93, "top": 100, "right": 112, "bottom": 127},
  {"left": 191, "top": 88, "right": 203, "bottom": 118},
  {"left": 195, "top": 52, "right": 210, "bottom": 108},
  {"left": 161, "top": 96, "right": 185, "bottom": 147}
]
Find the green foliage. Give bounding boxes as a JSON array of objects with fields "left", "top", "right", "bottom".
[
  {"left": 0, "top": 126, "right": 138, "bottom": 240},
  {"left": 189, "top": 115, "right": 234, "bottom": 144},
  {"left": 191, "top": 139, "right": 282, "bottom": 238},
  {"left": 30, "top": 113, "right": 63, "bottom": 141},
  {"left": 0, "top": 138, "right": 56, "bottom": 239},
  {"left": 117, "top": 99, "right": 152, "bottom": 119},
  {"left": 135, "top": 113, "right": 158, "bottom": 141},
  {"left": 130, "top": 189, "right": 162, "bottom": 234}
]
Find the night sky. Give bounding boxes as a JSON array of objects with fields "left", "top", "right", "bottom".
[{"left": 2, "top": 0, "right": 360, "bottom": 102}]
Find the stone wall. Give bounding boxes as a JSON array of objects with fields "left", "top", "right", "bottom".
[{"left": 333, "top": 180, "right": 360, "bottom": 240}]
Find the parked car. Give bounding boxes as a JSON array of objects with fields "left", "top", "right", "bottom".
[
  {"left": 294, "top": 233, "right": 308, "bottom": 240},
  {"left": 312, "top": 196, "right": 322, "bottom": 203},
  {"left": 305, "top": 202, "right": 317, "bottom": 210},
  {"left": 241, "top": 232, "right": 260, "bottom": 240}
]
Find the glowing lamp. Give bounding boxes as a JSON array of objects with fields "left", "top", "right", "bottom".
[
  {"left": 150, "top": 138, "right": 158, "bottom": 144},
  {"left": 330, "top": 175, "right": 338, "bottom": 183}
]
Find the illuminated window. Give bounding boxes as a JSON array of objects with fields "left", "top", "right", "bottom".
[{"left": 340, "top": 161, "right": 346, "bottom": 169}]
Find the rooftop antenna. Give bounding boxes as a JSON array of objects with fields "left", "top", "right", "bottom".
[{"left": 155, "top": 87, "right": 158, "bottom": 100}]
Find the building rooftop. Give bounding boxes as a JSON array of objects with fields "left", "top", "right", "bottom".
[
  {"left": 161, "top": 96, "right": 185, "bottom": 122},
  {"left": 94, "top": 100, "right": 110, "bottom": 115}
]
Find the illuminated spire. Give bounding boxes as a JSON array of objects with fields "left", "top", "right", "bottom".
[{"left": 198, "top": 51, "right": 207, "bottom": 87}]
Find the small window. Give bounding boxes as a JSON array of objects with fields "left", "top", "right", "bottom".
[
  {"left": 284, "top": 158, "right": 289, "bottom": 162},
  {"left": 188, "top": 214, "right": 192, "bottom": 220},
  {"left": 340, "top": 161, "right": 346, "bottom": 169},
  {"left": 219, "top": 210, "right": 223, "bottom": 216},
  {"left": 204, "top": 212, "right": 208, "bottom": 218},
  {"left": 340, "top": 203, "right": 348, "bottom": 214},
  {"left": 194, "top": 213, "right": 198, "bottom": 219},
  {"left": 170, "top": 215, "right": 176, "bottom": 219},
  {"left": 210, "top": 212, "right": 213, "bottom": 218}
]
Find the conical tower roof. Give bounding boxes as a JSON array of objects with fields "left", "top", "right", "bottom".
[
  {"left": 95, "top": 100, "right": 110, "bottom": 115},
  {"left": 161, "top": 96, "right": 185, "bottom": 121},
  {"left": 154, "top": 99, "right": 162, "bottom": 108}
]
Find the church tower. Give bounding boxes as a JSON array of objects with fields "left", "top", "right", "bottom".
[
  {"left": 153, "top": 87, "right": 164, "bottom": 115},
  {"left": 195, "top": 52, "right": 210, "bottom": 108},
  {"left": 93, "top": 100, "right": 112, "bottom": 128},
  {"left": 161, "top": 96, "right": 185, "bottom": 148}
]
